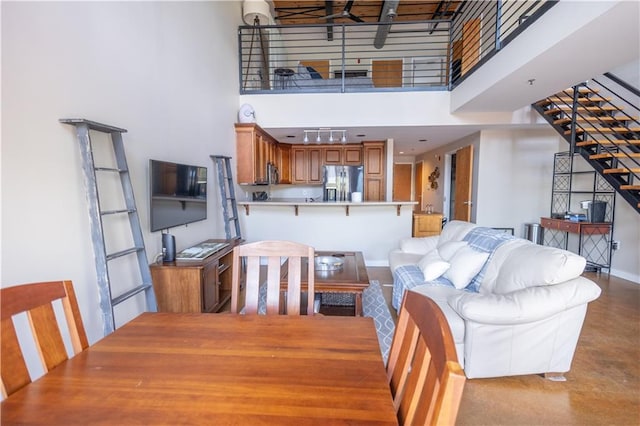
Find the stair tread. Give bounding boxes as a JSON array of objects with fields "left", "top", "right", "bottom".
[
  {"left": 603, "top": 168, "right": 640, "bottom": 174},
  {"left": 577, "top": 139, "right": 640, "bottom": 146},
  {"left": 620, "top": 185, "right": 640, "bottom": 190},
  {"left": 590, "top": 153, "right": 640, "bottom": 159},
  {"left": 545, "top": 106, "right": 621, "bottom": 115},
  {"left": 554, "top": 116, "right": 638, "bottom": 125},
  {"left": 565, "top": 127, "right": 640, "bottom": 135}
]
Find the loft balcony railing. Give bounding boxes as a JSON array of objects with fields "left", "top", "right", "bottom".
[{"left": 238, "top": 0, "right": 556, "bottom": 94}]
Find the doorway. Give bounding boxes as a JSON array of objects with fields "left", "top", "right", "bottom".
[
  {"left": 445, "top": 145, "right": 474, "bottom": 222},
  {"left": 393, "top": 163, "right": 412, "bottom": 201}
]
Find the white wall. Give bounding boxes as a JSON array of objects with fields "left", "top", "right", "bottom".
[
  {"left": 239, "top": 204, "right": 414, "bottom": 266},
  {"left": 1, "top": 2, "right": 242, "bottom": 344},
  {"left": 475, "top": 129, "right": 559, "bottom": 235}
]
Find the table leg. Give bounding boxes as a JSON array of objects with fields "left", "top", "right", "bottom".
[{"left": 355, "top": 293, "right": 363, "bottom": 316}]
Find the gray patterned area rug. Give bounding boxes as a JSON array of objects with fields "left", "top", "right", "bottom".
[{"left": 363, "top": 280, "right": 396, "bottom": 365}]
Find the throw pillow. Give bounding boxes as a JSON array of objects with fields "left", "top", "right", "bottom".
[
  {"left": 417, "top": 249, "right": 451, "bottom": 281},
  {"left": 306, "top": 66, "right": 323, "bottom": 79},
  {"left": 444, "top": 245, "right": 490, "bottom": 289},
  {"left": 438, "top": 241, "right": 468, "bottom": 261},
  {"left": 297, "top": 64, "right": 311, "bottom": 79}
]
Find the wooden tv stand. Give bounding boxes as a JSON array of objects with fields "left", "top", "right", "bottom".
[{"left": 150, "top": 239, "right": 240, "bottom": 313}]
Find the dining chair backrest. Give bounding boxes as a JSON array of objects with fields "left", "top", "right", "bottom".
[
  {"left": 386, "top": 290, "right": 466, "bottom": 425},
  {"left": 230, "top": 240, "right": 315, "bottom": 315},
  {"left": 1, "top": 280, "right": 89, "bottom": 398}
]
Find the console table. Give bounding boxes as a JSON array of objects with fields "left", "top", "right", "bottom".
[
  {"left": 540, "top": 217, "right": 612, "bottom": 272},
  {"left": 150, "top": 239, "right": 239, "bottom": 313}
]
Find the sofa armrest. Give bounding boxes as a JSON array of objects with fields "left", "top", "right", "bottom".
[{"left": 449, "top": 277, "right": 601, "bottom": 325}]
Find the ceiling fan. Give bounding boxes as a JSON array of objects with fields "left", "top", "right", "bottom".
[{"left": 320, "top": 1, "right": 364, "bottom": 23}]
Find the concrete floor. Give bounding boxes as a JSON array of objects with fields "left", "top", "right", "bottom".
[{"left": 368, "top": 268, "right": 640, "bottom": 426}]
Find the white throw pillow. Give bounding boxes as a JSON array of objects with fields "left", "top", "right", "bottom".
[
  {"left": 399, "top": 236, "right": 439, "bottom": 255},
  {"left": 417, "top": 249, "right": 451, "bottom": 281},
  {"left": 443, "top": 245, "right": 490, "bottom": 289},
  {"left": 438, "top": 241, "right": 468, "bottom": 261}
]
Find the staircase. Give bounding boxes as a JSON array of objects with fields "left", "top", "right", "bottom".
[{"left": 532, "top": 74, "right": 640, "bottom": 214}]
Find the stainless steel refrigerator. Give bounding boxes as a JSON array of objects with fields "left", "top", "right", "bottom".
[{"left": 322, "top": 165, "right": 364, "bottom": 202}]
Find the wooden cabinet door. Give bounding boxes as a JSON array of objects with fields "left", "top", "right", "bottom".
[
  {"left": 363, "top": 141, "right": 386, "bottom": 201},
  {"left": 308, "top": 148, "right": 322, "bottom": 183},
  {"left": 413, "top": 213, "right": 443, "bottom": 237},
  {"left": 323, "top": 147, "right": 342, "bottom": 165},
  {"left": 202, "top": 263, "right": 219, "bottom": 313},
  {"left": 278, "top": 143, "right": 291, "bottom": 184},
  {"left": 235, "top": 125, "right": 257, "bottom": 185},
  {"left": 292, "top": 147, "right": 308, "bottom": 183},
  {"left": 344, "top": 146, "right": 363, "bottom": 165},
  {"left": 255, "top": 133, "right": 267, "bottom": 184}
]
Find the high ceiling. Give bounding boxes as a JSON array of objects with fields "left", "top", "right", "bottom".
[{"left": 271, "top": 1, "right": 462, "bottom": 26}]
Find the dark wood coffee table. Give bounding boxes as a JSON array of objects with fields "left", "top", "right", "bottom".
[{"left": 280, "top": 251, "right": 369, "bottom": 316}]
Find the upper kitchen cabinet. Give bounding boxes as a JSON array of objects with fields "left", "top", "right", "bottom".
[
  {"left": 277, "top": 143, "right": 291, "bottom": 184},
  {"left": 292, "top": 146, "right": 322, "bottom": 184},
  {"left": 235, "top": 123, "right": 278, "bottom": 185},
  {"left": 363, "top": 141, "right": 386, "bottom": 201},
  {"left": 323, "top": 145, "right": 363, "bottom": 166}
]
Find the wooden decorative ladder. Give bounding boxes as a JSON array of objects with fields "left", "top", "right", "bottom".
[
  {"left": 211, "top": 155, "right": 242, "bottom": 241},
  {"left": 61, "top": 119, "right": 157, "bottom": 336}
]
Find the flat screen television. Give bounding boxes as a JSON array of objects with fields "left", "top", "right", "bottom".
[{"left": 149, "top": 159, "right": 207, "bottom": 232}]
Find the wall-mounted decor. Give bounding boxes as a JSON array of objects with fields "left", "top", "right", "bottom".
[{"left": 429, "top": 166, "right": 440, "bottom": 190}]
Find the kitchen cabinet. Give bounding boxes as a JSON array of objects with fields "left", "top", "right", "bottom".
[
  {"left": 150, "top": 239, "right": 237, "bottom": 313},
  {"left": 235, "top": 123, "right": 278, "bottom": 185},
  {"left": 363, "top": 141, "right": 386, "bottom": 201},
  {"left": 323, "top": 146, "right": 363, "bottom": 165},
  {"left": 413, "top": 213, "right": 443, "bottom": 237},
  {"left": 292, "top": 146, "right": 322, "bottom": 184},
  {"left": 278, "top": 143, "right": 291, "bottom": 184}
]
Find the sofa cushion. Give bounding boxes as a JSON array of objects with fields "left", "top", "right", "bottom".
[
  {"left": 462, "top": 227, "right": 516, "bottom": 292},
  {"left": 494, "top": 244, "right": 587, "bottom": 294},
  {"left": 399, "top": 235, "right": 439, "bottom": 255},
  {"left": 444, "top": 245, "right": 490, "bottom": 289},
  {"left": 417, "top": 249, "right": 450, "bottom": 281},
  {"left": 437, "top": 220, "right": 478, "bottom": 248}
]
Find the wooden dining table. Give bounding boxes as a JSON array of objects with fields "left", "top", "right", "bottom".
[{"left": 2, "top": 312, "right": 398, "bottom": 425}]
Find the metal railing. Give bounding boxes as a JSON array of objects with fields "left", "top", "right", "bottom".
[{"left": 238, "top": 1, "right": 555, "bottom": 94}]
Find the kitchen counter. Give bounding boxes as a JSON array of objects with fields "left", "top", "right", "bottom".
[{"left": 239, "top": 199, "right": 417, "bottom": 216}]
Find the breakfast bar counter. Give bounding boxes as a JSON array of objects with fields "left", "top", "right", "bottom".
[
  {"left": 239, "top": 199, "right": 417, "bottom": 216},
  {"left": 237, "top": 200, "right": 418, "bottom": 267}
]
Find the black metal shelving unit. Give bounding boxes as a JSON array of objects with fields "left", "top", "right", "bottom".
[{"left": 545, "top": 151, "right": 615, "bottom": 272}]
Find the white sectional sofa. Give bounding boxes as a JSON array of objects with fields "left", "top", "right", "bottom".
[{"left": 389, "top": 220, "right": 602, "bottom": 379}]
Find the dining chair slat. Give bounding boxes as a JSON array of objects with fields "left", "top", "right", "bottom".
[
  {"left": 0, "top": 280, "right": 89, "bottom": 398},
  {"left": 231, "top": 240, "right": 315, "bottom": 315},
  {"left": 386, "top": 290, "right": 466, "bottom": 425}
]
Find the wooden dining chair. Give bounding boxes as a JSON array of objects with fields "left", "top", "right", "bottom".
[
  {"left": 1, "top": 280, "right": 89, "bottom": 398},
  {"left": 386, "top": 291, "right": 466, "bottom": 425},
  {"left": 230, "top": 240, "right": 315, "bottom": 315}
]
